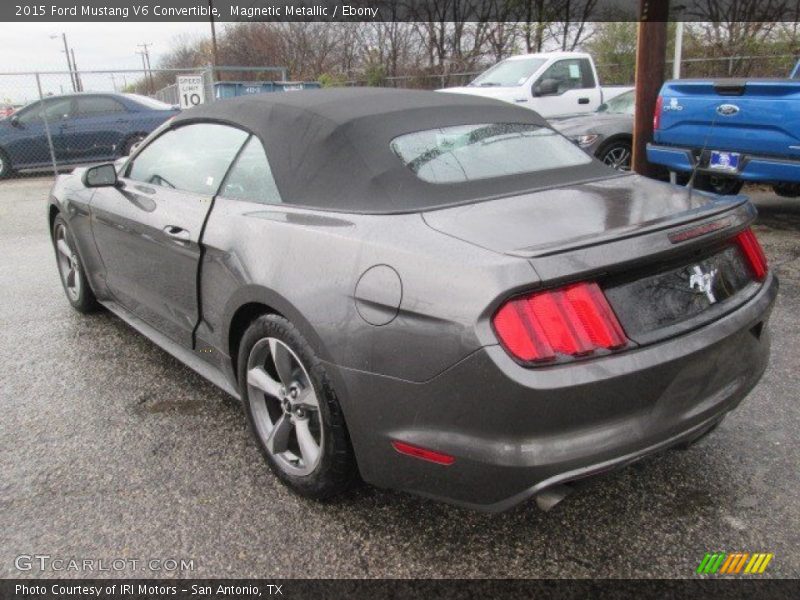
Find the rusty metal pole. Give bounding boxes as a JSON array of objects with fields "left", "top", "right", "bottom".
[{"left": 632, "top": 0, "right": 670, "bottom": 177}]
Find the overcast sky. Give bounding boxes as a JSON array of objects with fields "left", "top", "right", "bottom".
[
  {"left": 1, "top": 22, "right": 213, "bottom": 102},
  {"left": 2, "top": 22, "right": 211, "bottom": 72}
]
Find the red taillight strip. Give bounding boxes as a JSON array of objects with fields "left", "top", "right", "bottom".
[
  {"left": 391, "top": 441, "right": 455, "bottom": 466},
  {"left": 668, "top": 217, "right": 734, "bottom": 243},
  {"left": 735, "top": 228, "right": 768, "bottom": 281},
  {"left": 492, "top": 282, "right": 629, "bottom": 365},
  {"left": 653, "top": 95, "right": 663, "bottom": 131},
  {"left": 565, "top": 283, "right": 627, "bottom": 350}
]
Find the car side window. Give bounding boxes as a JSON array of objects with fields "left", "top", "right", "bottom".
[
  {"left": 605, "top": 91, "right": 635, "bottom": 115},
  {"left": 220, "top": 136, "right": 282, "bottom": 205},
  {"left": 536, "top": 59, "right": 595, "bottom": 95},
  {"left": 127, "top": 123, "right": 248, "bottom": 195},
  {"left": 76, "top": 96, "right": 125, "bottom": 117},
  {"left": 18, "top": 98, "right": 73, "bottom": 125}
]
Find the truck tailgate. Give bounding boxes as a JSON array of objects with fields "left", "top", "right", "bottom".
[{"left": 655, "top": 80, "right": 800, "bottom": 158}]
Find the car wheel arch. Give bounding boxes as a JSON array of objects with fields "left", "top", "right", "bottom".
[
  {"left": 224, "top": 285, "right": 334, "bottom": 383},
  {"left": 120, "top": 132, "right": 147, "bottom": 156},
  {"left": 48, "top": 203, "right": 61, "bottom": 237},
  {"left": 596, "top": 134, "right": 632, "bottom": 157}
]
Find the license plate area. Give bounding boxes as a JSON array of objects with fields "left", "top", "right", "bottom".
[
  {"left": 709, "top": 150, "right": 741, "bottom": 172},
  {"left": 603, "top": 245, "right": 757, "bottom": 345}
]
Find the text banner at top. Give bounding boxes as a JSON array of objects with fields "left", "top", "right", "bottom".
[{"left": 4, "top": 0, "right": 800, "bottom": 23}]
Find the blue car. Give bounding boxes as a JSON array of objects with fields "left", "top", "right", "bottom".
[{"left": 0, "top": 93, "right": 178, "bottom": 178}]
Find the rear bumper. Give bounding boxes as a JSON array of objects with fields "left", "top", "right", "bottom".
[
  {"left": 647, "top": 143, "right": 800, "bottom": 183},
  {"left": 331, "top": 274, "right": 777, "bottom": 512}
]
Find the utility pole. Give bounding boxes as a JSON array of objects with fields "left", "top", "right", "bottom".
[
  {"left": 137, "top": 50, "right": 149, "bottom": 94},
  {"left": 51, "top": 33, "right": 76, "bottom": 92},
  {"left": 110, "top": 73, "right": 117, "bottom": 92},
  {"left": 208, "top": 0, "right": 220, "bottom": 81},
  {"left": 632, "top": 0, "right": 670, "bottom": 177},
  {"left": 70, "top": 48, "right": 83, "bottom": 92},
  {"left": 138, "top": 43, "right": 155, "bottom": 94}
]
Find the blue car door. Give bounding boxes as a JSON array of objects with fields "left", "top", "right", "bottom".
[
  {"left": 64, "top": 95, "right": 130, "bottom": 161},
  {"left": 3, "top": 97, "right": 74, "bottom": 167}
]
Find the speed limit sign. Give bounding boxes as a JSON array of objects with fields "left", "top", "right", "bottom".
[{"left": 177, "top": 75, "right": 206, "bottom": 109}]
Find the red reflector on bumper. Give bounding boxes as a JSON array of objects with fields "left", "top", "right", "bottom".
[{"left": 391, "top": 441, "right": 455, "bottom": 466}]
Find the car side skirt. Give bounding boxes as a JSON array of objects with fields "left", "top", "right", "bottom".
[{"left": 101, "top": 299, "right": 240, "bottom": 401}]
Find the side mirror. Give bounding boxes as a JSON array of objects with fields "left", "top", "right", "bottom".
[
  {"left": 597, "top": 103, "right": 608, "bottom": 113},
  {"left": 9, "top": 115, "right": 21, "bottom": 128},
  {"left": 534, "top": 78, "right": 560, "bottom": 97},
  {"left": 83, "top": 163, "right": 118, "bottom": 188}
]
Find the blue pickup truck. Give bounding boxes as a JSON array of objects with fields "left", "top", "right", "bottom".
[{"left": 647, "top": 71, "right": 800, "bottom": 197}]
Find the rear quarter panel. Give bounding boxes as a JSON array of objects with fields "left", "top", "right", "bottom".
[{"left": 197, "top": 197, "right": 537, "bottom": 384}]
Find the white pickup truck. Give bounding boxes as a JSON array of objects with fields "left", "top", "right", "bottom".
[{"left": 441, "top": 51, "right": 633, "bottom": 118}]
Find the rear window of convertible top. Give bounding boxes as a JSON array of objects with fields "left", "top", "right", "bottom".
[{"left": 390, "top": 123, "right": 592, "bottom": 184}]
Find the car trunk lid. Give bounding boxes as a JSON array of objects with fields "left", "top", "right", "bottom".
[
  {"left": 423, "top": 174, "right": 764, "bottom": 347},
  {"left": 422, "top": 174, "right": 747, "bottom": 258}
]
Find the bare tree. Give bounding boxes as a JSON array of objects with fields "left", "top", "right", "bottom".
[{"left": 685, "top": 0, "right": 789, "bottom": 75}]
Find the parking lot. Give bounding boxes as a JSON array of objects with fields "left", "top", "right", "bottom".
[{"left": 0, "top": 175, "right": 798, "bottom": 579}]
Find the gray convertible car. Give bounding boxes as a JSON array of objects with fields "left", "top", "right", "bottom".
[{"left": 49, "top": 88, "right": 776, "bottom": 512}]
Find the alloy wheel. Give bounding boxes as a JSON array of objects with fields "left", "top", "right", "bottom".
[
  {"left": 54, "top": 223, "right": 82, "bottom": 302},
  {"left": 602, "top": 145, "right": 631, "bottom": 171},
  {"left": 246, "top": 337, "right": 323, "bottom": 476}
]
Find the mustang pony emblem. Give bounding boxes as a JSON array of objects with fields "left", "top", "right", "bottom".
[{"left": 689, "top": 265, "right": 719, "bottom": 303}]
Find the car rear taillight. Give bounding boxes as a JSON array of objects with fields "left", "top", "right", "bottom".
[
  {"left": 492, "top": 282, "right": 629, "bottom": 364},
  {"left": 653, "top": 95, "right": 663, "bottom": 131},
  {"left": 735, "top": 228, "right": 768, "bottom": 281}
]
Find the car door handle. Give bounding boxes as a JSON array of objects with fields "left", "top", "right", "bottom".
[
  {"left": 163, "top": 225, "right": 190, "bottom": 241},
  {"left": 514, "top": 98, "right": 528, "bottom": 103},
  {"left": 578, "top": 97, "right": 590, "bottom": 104},
  {"left": 133, "top": 185, "right": 155, "bottom": 195}
]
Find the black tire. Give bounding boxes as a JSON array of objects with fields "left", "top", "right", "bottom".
[
  {"left": 120, "top": 134, "right": 146, "bottom": 157},
  {"left": 52, "top": 214, "right": 99, "bottom": 313},
  {"left": 772, "top": 183, "right": 800, "bottom": 198},
  {"left": 694, "top": 173, "right": 744, "bottom": 195},
  {"left": 0, "top": 148, "right": 13, "bottom": 179},
  {"left": 596, "top": 139, "right": 632, "bottom": 172},
  {"left": 237, "top": 314, "right": 357, "bottom": 499}
]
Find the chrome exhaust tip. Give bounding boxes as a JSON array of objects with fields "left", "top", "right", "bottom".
[{"left": 535, "top": 484, "right": 573, "bottom": 512}]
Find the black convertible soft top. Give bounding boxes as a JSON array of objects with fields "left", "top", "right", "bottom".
[{"left": 172, "top": 87, "right": 611, "bottom": 213}]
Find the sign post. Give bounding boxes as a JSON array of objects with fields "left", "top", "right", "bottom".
[{"left": 177, "top": 75, "right": 206, "bottom": 109}]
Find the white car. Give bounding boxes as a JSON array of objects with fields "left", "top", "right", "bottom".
[{"left": 441, "top": 51, "right": 632, "bottom": 118}]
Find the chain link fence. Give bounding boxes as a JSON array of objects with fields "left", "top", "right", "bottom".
[
  {"left": 0, "top": 66, "right": 302, "bottom": 179},
  {"left": 1, "top": 53, "right": 798, "bottom": 180},
  {"left": 596, "top": 53, "right": 800, "bottom": 85}
]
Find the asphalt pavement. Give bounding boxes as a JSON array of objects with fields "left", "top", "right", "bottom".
[{"left": 0, "top": 176, "right": 798, "bottom": 578}]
